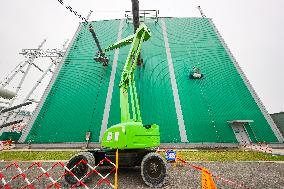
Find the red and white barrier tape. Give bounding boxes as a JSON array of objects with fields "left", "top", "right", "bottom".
[
  {"left": 176, "top": 157, "right": 252, "bottom": 189},
  {"left": 243, "top": 141, "right": 272, "bottom": 154},
  {"left": 0, "top": 157, "right": 116, "bottom": 189},
  {"left": 212, "top": 174, "right": 251, "bottom": 189}
]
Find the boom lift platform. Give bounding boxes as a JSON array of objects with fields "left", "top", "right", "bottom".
[{"left": 65, "top": 24, "right": 167, "bottom": 187}]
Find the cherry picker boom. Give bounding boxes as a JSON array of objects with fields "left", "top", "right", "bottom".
[
  {"left": 65, "top": 24, "right": 167, "bottom": 187},
  {"left": 101, "top": 23, "right": 160, "bottom": 149}
]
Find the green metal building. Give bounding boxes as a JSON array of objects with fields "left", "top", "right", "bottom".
[{"left": 19, "top": 17, "right": 284, "bottom": 145}]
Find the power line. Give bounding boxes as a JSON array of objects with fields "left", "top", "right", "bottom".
[
  {"left": 197, "top": 6, "right": 206, "bottom": 18},
  {"left": 56, "top": 0, "right": 92, "bottom": 23}
]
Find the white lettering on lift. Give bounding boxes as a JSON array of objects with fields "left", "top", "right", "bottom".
[
  {"left": 115, "top": 132, "right": 119, "bottom": 141},
  {"left": 107, "top": 132, "right": 112, "bottom": 141}
]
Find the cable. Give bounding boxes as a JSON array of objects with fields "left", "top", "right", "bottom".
[
  {"left": 87, "top": 67, "right": 107, "bottom": 133},
  {"left": 56, "top": 0, "right": 89, "bottom": 23}
]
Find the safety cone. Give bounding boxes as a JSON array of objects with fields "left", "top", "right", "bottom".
[{"left": 202, "top": 168, "right": 217, "bottom": 189}]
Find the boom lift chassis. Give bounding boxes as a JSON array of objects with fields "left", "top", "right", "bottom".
[{"left": 65, "top": 24, "right": 167, "bottom": 187}]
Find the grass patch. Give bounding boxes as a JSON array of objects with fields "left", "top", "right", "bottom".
[
  {"left": 0, "top": 150, "right": 283, "bottom": 161},
  {"left": 177, "top": 150, "right": 284, "bottom": 161},
  {"left": 0, "top": 151, "right": 77, "bottom": 161}
]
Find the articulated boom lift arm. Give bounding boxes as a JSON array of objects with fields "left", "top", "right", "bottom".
[
  {"left": 105, "top": 24, "right": 151, "bottom": 123},
  {"left": 66, "top": 22, "right": 166, "bottom": 189}
]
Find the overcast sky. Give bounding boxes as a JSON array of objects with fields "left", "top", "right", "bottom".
[{"left": 0, "top": 0, "right": 283, "bottom": 113}]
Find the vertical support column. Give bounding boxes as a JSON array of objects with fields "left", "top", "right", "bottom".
[
  {"left": 129, "top": 81, "right": 136, "bottom": 121},
  {"left": 133, "top": 80, "right": 141, "bottom": 122},
  {"left": 131, "top": 0, "right": 142, "bottom": 65},
  {"left": 161, "top": 18, "right": 188, "bottom": 143},
  {"left": 131, "top": 0, "right": 140, "bottom": 32},
  {"left": 114, "top": 149, "right": 118, "bottom": 189}
]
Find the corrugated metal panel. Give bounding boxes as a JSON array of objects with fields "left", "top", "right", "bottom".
[
  {"left": 26, "top": 20, "right": 121, "bottom": 142},
  {"left": 271, "top": 112, "right": 284, "bottom": 136},
  {"left": 24, "top": 18, "right": 279, "bottom": 143}
]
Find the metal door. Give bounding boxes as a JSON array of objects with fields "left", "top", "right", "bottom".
[{"left": 232, "top": 124, "right": 251, "bottom": 145}]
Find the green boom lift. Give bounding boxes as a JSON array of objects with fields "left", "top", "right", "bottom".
[{"left": 65, "top": 24, "right": 167, "bottom": 187}]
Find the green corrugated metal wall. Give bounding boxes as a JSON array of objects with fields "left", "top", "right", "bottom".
[{"left": 25, "top": 18, "right": 279, "bottom": 143}]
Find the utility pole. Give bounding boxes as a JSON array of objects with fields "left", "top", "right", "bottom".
[
  {"left": 131, "top": 0, "right": 142, "bottom": 65},
  {"left": 131, "top": 0, "right": 140, "bottom": 32}
]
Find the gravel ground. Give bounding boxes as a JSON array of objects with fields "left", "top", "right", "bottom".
[{"left": 0, "top": 161, "right": 283, "bottom": 189}]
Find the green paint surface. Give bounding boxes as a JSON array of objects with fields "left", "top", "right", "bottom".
[{"left": 25, "top": 18, "right": 278, "bottom": 143}]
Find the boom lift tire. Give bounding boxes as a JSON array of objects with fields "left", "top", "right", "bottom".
[
  {"left": 141, "top": 152, "right": 167, "bottom": 187},
  {"left": 64, "top": 152, "right": 95, "bottom": 186}
]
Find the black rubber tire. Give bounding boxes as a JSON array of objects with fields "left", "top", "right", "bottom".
[
  {"left": 141, "top": 152, "right": 167, "bottom": 188},
  {"left": 64, "top": 152, "right": 95, "bottom": 186}
]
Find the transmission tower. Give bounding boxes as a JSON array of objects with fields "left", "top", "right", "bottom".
[{"left": 0, "top": 39, "right": 68, "bottom": 135}]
